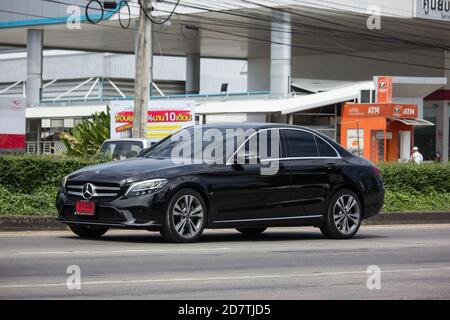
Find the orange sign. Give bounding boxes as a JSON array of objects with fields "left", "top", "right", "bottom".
[
  {"left": 342, "top": 103, "right": 418, "bottom": 119},
  {"left": 377, "top": 76, "right": 393, "bottom": 103}
]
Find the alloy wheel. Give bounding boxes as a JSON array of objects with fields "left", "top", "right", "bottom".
[
  {"left": 172, "top": 194, "right": 204, "bottom": 239},
  {"left": 333, "top": 194, "right": 361, "bottom": 235}
]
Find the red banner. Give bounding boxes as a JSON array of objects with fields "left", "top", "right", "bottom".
[
  {"left": 114, "top": 110, "right": 194, "bottom": 133},
  {"left": 0, "top": 134, "right": 25, "bottom": 149},
  {"left": 147, "top": 110, "right": 193, "bottom": 123}
]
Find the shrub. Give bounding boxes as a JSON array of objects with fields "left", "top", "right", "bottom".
[
  {"left": 0, "top": 154, "right": 111, "bottom": 194},
  {"left": 60, "top": 109, "right": 110, "bottom": 156},
  {"left": 379, "top": 162, "right": 450, "bottom": 193},
  {"left": 1, "top": 156, "right": 450, "bottom": 216}
]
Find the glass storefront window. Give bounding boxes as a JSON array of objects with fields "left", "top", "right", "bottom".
[
  {"left": 50, "top": 119, "right": 64, "bottom": 128},
  {"left": 415, "top": 104, "right": 436, "bottom": 161}
]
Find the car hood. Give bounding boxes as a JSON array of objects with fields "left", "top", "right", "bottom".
[{"left": 68, "top": 157, "right": 183, "bottom": 185}]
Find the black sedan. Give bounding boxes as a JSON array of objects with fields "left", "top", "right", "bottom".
[{"left": 56, "top": 124, "right": 384, "bottom": 242}]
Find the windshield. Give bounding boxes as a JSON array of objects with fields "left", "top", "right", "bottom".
[{"left": 141, "top": 126, "right": 259, "bottom": 163}]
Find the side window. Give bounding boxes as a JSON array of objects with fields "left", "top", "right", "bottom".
[
  {"left": 283, "top": 129, "right": 318, "bottom": 158},
  {"left": 315, "top": 136, "right": 338, "bottom": 158},
  {"left": 235, "top": 129, "right": 281, "bottom": 161}
]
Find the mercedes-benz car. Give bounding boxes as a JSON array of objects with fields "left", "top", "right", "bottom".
[{"left": 56, "top": 124, "right": 384, "bottom": 243}]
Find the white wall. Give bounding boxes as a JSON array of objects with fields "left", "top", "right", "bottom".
[
  {"left": 248, "top": 49, "right": 446, "bottom": 91},
  {"left": 248, "top": 58, "right": 270, "bottom": 92},
  {"left": 0, "top": 52, "right": 248, "bottom": 95},
  {"left": 205, "top": 113, "right": 266, "bottom": 124},
  {"left": 200, "top": 58, "right": 247, "bottom": 94}
]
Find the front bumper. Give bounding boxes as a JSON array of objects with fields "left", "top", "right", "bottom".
[{"left": 56, "top": 190, "right": 167, "bottom": 229}]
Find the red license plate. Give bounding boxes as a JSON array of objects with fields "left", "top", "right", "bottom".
[{"left": 75, "top": 201, "right": 96, "bottom": 216}]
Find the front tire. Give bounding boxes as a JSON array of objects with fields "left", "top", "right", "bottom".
[
  {"left": 160, "top": 189, "right": 207, "bottom": 243},
  {"left": 236, "top": 227, "right": 267, "bottom": 235},
  {"left": 69, "top": 225, "right": 109, "bottom": 239},
  {"left": 320, "top": 189, "right": 362, "bottom": 239}
]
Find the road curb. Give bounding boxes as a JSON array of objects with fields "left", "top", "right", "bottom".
[
  {"left": 0, "top": 212, "right": 449, "bottom": 232},
  {"left": 0, "top": 216, "right": 67, "bottom": 232},
  {"left": 363, "top": 212, "right": 450, "bottom": 225}
]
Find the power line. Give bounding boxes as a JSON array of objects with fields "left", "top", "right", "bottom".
[
  {"left": 165, "top": 0, "right": 450, "bottom": 52},
  {"left": 6, "top": 0, "right": 450, "bottom": 71},
  {"left": 37, "top": 0, "right": 450, "bottom": 55},
  {"left": 136, "top": 0, "right": 180, "bottom": 25},
  {"left": 195, "top": 24, "right": 450, "bottom": 71}
]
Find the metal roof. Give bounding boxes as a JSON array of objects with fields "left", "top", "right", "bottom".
[
  {"left": 195, "top": 81, "right": 374, "bottom": 115},
  {"left": 26, "top": 104, "right": 107, "bottom": 119}
]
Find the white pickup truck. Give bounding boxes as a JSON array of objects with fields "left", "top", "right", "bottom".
[{"left": 100, "top": 139, "right": 154, "bottom": 161}]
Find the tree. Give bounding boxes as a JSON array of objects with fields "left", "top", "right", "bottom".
[{"left": 61, "top": 108, "right": 110, "bottom": 156}]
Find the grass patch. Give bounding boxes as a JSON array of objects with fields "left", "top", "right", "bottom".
[{"left": 383, "top": 191, "right": 450, "bottom": 213}]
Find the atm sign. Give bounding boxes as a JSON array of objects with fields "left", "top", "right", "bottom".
[
  {"left": 391, "top": 105, "right": 416, "bottom": 118},
  {"left": 343, "top": 103, "right": 418, "bottom": 119}
]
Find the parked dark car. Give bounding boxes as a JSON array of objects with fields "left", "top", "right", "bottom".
[{"left": 56, "top": 124, "right": 384, "bottom": 242}]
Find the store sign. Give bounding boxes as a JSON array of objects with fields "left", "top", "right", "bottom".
[
  {"left": 110, "top": 100, "right": 195, "bottom": 142},
  {"left": 377, "top": 76, "right": 393, "bottom": 103},
  {"left": 391, "top": 105, "right": 417, "bottom": 118},
  {"left": 0, "top": 97, "right": 25, "bottom": 152},
  {"left": 414, "top": 0, "right": 450, "bottom": 21},
  {"left": 343, "top": 103, "right": 418, "bottom": 119}
]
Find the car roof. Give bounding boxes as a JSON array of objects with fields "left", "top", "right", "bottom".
[
  {"left": 195, "top": 123, "right": 316, "bottom": 132},
  {"left": 103, "top": 139, "right": 150, "bottom": 143}
]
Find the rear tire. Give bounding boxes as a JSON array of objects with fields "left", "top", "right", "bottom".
[
  {"left": 160, "top": 189, "right": 207, "bottom": 243},
  {"left": 236, "top": 227, "right": 267, "bottom": 235},
  {"left": 69, "top": 225, "right": 109, "bottom": 239},
  {"left": 320, "top": 189, "right": 362, "bottom": 239}
]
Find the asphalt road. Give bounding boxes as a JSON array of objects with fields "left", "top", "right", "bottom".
[{"left": 0, "top": 225, "right": 449, "bottom": 300}]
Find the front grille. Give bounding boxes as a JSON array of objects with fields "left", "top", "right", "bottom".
[{"left": 66, "top": 182, "right": 122, "bottom": 202}]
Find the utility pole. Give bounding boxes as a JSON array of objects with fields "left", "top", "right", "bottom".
[{"left": 133, "top": 0, "right": 152, "bottom": 138}]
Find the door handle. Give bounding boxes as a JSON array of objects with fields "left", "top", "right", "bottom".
[{"left": 326, "top": 163, "right": 338, "bottom": 171}]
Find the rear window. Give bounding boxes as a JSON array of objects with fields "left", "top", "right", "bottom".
[{"left": 315, "top": 136, "right": 338, "bottom": 158}]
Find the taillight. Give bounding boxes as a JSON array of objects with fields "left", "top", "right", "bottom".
[{"left": 371, "top": 165, "right": 381, "bottom": 176}]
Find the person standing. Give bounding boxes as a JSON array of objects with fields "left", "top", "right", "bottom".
[
  {"left": 411, "top": 146, "right": 424, "bottom": 164},
  {"left": 435, "top": 151, "right": 441, "bottom": 163}
]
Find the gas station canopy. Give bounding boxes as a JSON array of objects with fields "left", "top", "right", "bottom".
[{"left": 1, "top": 1, "right": 450, "bottom": 60}]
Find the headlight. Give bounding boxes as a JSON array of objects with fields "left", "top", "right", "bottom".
[{"left": 125, "top": 179, "right": 168, "bottom": 197}]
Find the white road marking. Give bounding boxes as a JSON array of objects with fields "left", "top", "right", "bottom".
[
  {"left": 17, "top": 247, "right": 232, "bottom": 256},
  {"left": 1, "top": 224, "right": 449, "bottom": 237},
  {"left": 1, "top": 266, "right": 450, "bottom": 289}
]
